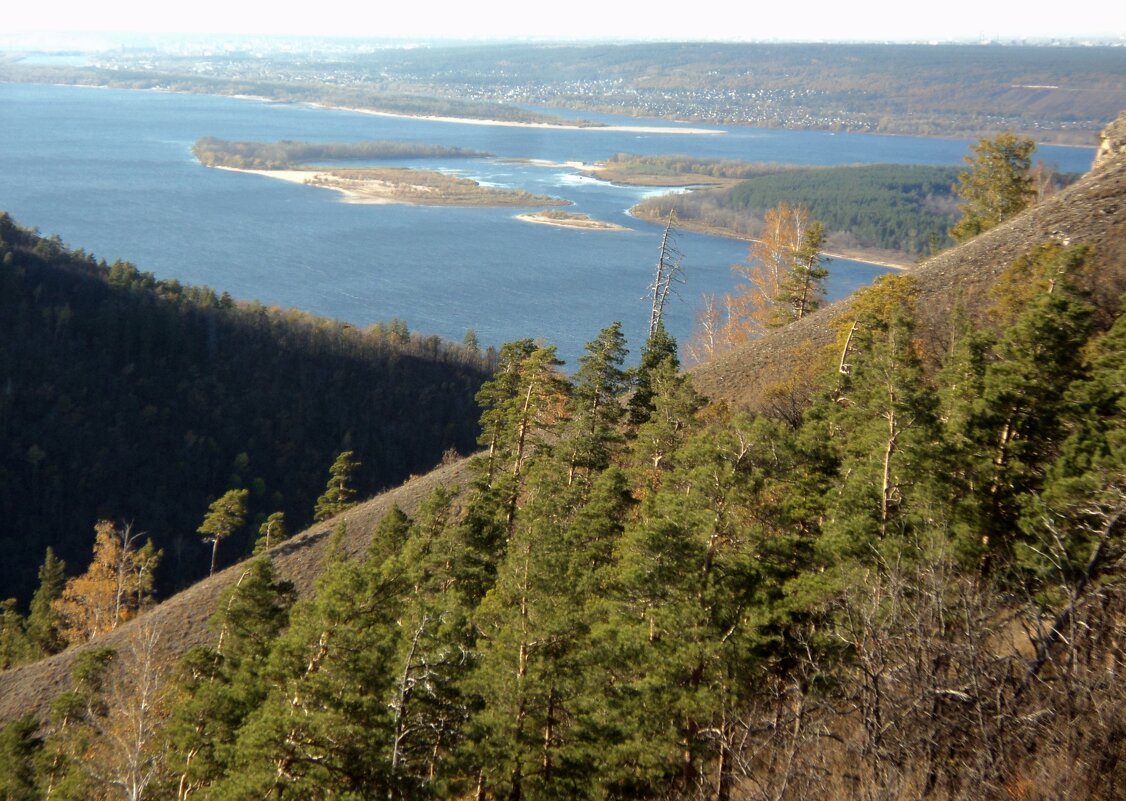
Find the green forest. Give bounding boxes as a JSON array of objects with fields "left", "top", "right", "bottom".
[
  {"left": 0, "top": 214, "right": 490, "bottom": 607},
  {"left": 1, "top": 233, "right": 1122, "bottom": 799},
  {"left": 628, "top": 162, "right": 1072, "bottom": 258}
]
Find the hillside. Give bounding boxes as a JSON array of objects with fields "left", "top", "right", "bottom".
[
  {"left": 0, "top": 217, "right": 490, "bottom": 604},
  {"left": 0, "top": 117, "right": 1122, "bottom": 801},
  {"left": 690, "top": 114, "right": 1126, "bottom": 412}
]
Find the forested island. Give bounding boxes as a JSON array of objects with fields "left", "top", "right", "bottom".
[
  {"left": 192, "top": 137, "right": 493, "bottom": 169},
  {"left": 194, "top": 138, "right": 569, "bottom": 207}
]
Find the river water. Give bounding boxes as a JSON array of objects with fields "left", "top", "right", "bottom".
[{"left": 0, "top": 82, "right": 1096, "bottom": 365}]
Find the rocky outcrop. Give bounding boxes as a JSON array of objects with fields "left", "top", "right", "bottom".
[{"left": 1094, "top": 110, "right": 1126, "bottom": 172}]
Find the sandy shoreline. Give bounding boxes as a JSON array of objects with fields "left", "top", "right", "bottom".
[{"left": 214, "top": 165, "right": 399, "bottom": 204}]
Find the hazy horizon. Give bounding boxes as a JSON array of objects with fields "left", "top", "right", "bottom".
[{"left": 4, "top": 0, "right": 1125, "bottom": 49}]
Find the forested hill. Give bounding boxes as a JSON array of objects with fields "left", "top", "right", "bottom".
[
  {"left": 0, "top": 121, "right": 1122, "bottom": 801},
  {"left": 0, "top": 214, "right": 489, "bottom": 605}
]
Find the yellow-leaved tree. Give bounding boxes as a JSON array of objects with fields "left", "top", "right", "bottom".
[
  {"left": 687, "top": 201, "right": 828, "bottom": 364},
  {"left": 53, "top": 521, "right": 162, "bottom": 646}
]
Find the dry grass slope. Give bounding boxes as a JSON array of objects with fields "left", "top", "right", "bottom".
[{"left": 690, "top": 120, "right": 1126, "bottom": 411}]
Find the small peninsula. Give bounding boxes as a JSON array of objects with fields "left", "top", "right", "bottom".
[{"left": 195, "top": 138, "right": 569, "bottom": 208}]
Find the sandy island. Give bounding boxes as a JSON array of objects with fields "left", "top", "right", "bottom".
[{"left": 516, "top": 211, "right": 629, "bottom": 232}]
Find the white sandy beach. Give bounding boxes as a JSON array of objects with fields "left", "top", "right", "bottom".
[{"left": 214, "top": 165, "right": 400, "bottom": 204}]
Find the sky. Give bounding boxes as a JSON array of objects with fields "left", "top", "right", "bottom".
[{"left": 4, "top": 0, "right": 1125, "bottom": 45}]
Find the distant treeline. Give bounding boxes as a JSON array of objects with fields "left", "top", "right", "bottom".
[
  {"left": 634, "top": 163, "right": 969, "bottom": 257},
  {"left": 0, "top": 213, "right": 491, "bottom": 606},
  {"left": 192, "top": 137, "right": 492, "bottom": 170}
]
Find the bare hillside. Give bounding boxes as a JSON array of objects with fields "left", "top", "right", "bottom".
[
  {"left": 691, "top": 114, "right": 1126, "bottom": 410},
  {"left": 0, "top": 458, "right": 474, "bottom": 726}
]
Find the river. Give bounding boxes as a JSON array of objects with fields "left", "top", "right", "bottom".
[{"left": 0, "top": 82, "right": 1096, "bottom": 366}]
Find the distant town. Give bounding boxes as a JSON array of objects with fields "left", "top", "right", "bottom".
[{"left": 3, "top": 39, "right": 1123, "bottom": 142}]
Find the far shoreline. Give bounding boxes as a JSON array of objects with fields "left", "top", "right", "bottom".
[
  {"left": 310, "top": 102, "right": 726, "bottom": 136},
  {"left": 46, "top": 82, "right": 1100, "bottom": 149}
]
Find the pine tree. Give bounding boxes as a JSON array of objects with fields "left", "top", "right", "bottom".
[
  {"left": 1015, "top": 298, "right": 1125, "bottom": 591},
  {"left": 26, "top": 547, "right": 67, "bottom": 657},
  {"left": 952, "top": 246, "right": 1095, "bottom": 565},
  {"left": 950, "top": 132, "right": 1036, "bottom": 243},
  {"left": 472, "top": 341, "right": 569, "bottom": 529},
  {"left": 467, "top": 460, "right": 596, "bottom": 801},
  {"left": 600, "top": 419, "right": 770, "bottom": 799},
  {"left": 251, "top": 511, "right": 288, "bottom": 555},
  {"left": 0, "top": 716, "right": 39, "bottom": 801},
  {"left": 38, "top": 646, "right": 117, "bottom": 801},
  {"left": 198, "top": 489, "right": 250, "bottom": 576},
  {"left": 628, "top": 320, "right": 679, "bottom": 426},
  {"left": 166, "top": 558, "right": 295, "bottom": 800},
  {"left": 217, "top": 522, "right": 407, "bottom": 799},
  {"left": 774, "top": 220, "right": 829, "bottom": 324},
  {"left": 630, "top": 357, "right": 702, "bottom": 486},
  {"left": 381, "top": 491, "right": 476, "bottom": 799},
  {"left": 820, "top": 294, "right": 941, "bottom": 558},
  {"left": 313, "top": 451, "right": 361, "bottom": 522},
  {"left": 0, "top": 599, "right": 32, "bottom": 670},
  {"left": 476, "top": 339, "right": 538, "bottom": 483},
  {"left": 565, "top": 322, "right": 629, "bottom": 486}
]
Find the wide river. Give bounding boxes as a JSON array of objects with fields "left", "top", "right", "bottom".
[{"left": 0, "top": 82, "right": 1096, "bottom": 366}]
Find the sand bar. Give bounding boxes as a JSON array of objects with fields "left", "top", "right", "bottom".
[{"left": 516, "top": 211, "right": 629, "bottom": 232}]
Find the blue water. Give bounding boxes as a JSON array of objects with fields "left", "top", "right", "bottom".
[{"left": 0, "top": 82, "right": 1096, "bottom": 366}]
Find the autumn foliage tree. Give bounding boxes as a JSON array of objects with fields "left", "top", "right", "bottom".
[
  {"left": 688, "top": 202, "right": 828, "bottom": 363},
  {"left": 53, "top": 522, "right": 161, "bottom": 646}
]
